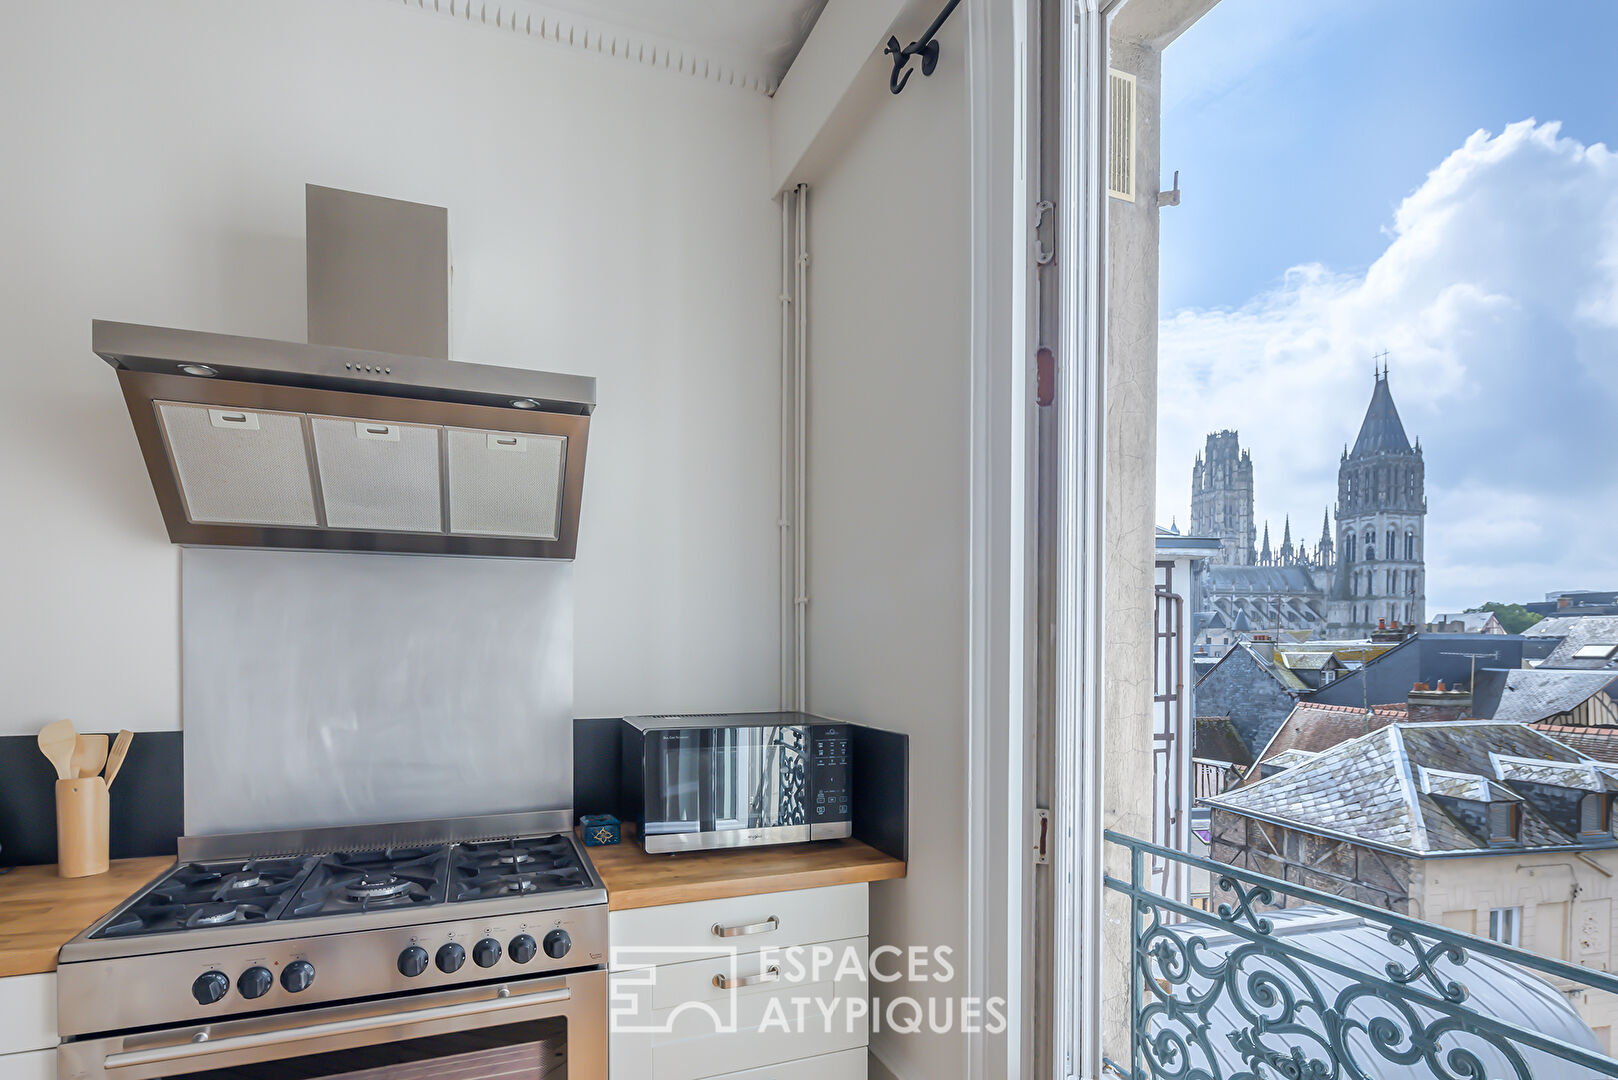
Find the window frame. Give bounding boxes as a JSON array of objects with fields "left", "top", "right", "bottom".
[{"left": 1488, "top": 906, "right": 1522, "bottom": 947}]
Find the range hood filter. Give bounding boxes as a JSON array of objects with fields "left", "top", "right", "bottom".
[
  {"left": 159, "top": 403, "right": 319, "bottom": 528},
  {"left": 310, "top": 417, "right": 443, "bottom": 533}
]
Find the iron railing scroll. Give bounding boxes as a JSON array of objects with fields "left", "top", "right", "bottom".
[{"left": 1103, "top": 831, "right": 1618, "bottom": 1079}]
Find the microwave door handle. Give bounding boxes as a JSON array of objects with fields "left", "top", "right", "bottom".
[
  {"left": 699, "top": 728, "right": 719, "bottom": 832},
  {"left": 101, "top": 985, "right": 571, "bottom": 1070}
]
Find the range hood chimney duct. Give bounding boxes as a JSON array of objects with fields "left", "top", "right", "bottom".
[{"left": 96, "top": 187, "right": 593, "bottom": 560}]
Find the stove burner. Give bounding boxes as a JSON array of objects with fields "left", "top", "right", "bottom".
[
  {"left": 93, "top": 857, "right": 315, "bottom": 939},
  {"left": 188, "top": 903, "right": 256, "bottom": 927},
  {"left": 450, "top": 836, "right": 592, "bottom": 902},
  {"left": 342, "top": 874, "right": 414, "bottom": 901}
]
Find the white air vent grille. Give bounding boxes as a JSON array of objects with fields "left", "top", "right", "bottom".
[
  {"left": 158, "top": 403, "right": 319, "bottom": 527},
  {"left": 311, "top": 417, "right": 444, "bottom": 533},
  {"left": 1108, "top": 68, "right": 1137, "bottom": 202},
  {"left": 446, "top": 428, "right": 566, "bottom": 539}
]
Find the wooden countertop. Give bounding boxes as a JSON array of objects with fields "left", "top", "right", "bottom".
[
  {"left": 0, "top": 857, "right": 173, "bottom": 978},
  {"left": 587, "top": 832, "right": 905, "bottom": 911}
]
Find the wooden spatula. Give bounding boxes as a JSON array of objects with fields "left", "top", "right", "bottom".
[
  {"left": 37, "top": 719, "right": 77, "bottom": 781},
  {"left": 104, "top": 730, "right": 134, "bottom": 789},
  {"left": 72, "top": 734, "right": 109, "bottom": 779}
]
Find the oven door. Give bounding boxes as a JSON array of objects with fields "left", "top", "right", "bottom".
[{"left": 58, "top": 969, "right": 605, "bottom": 1080}]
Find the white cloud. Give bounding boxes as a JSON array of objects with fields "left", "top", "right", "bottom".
[{"left": 1159, "top": 120, "right": 1618, "bottom": 614}]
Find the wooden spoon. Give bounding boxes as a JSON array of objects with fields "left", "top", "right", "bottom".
[
  {"left": 72, "top": 734, "right": 109, "bottom": 779},
  {"left": 104, "top": 730, "right": 134, "bottom": 789},
  {"left": 37, "top": 719, "right": 77, "bottom": 781}
]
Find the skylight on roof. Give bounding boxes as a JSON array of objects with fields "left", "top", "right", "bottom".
[{"left": 1572, "top": 643, "right": 1618, "bottom": 660}]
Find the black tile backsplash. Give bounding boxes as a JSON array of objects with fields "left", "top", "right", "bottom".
[{"left": 0, "top": 731, "right": 183, "bottom": 867}]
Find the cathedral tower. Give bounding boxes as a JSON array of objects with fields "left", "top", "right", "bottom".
[
  {"left": 1330, "top": 370, "right": 1425, "bottom": 635},
  {"left": 1191, "top": 430, "right": 1256, "bottom": 566}
]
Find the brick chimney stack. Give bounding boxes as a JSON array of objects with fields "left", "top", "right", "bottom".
[{"left": 1408, "top": 681, "right": 1473, "bottom": 723}]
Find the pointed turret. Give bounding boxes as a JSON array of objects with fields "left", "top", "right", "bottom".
[
  {"left": 1350, "top": 371, "right": 1413, "bottom": 458},
  {"left": 1280, "top": 516, "right": 1294, "bottom": 564},
  {"left": 1259, "top": 521, "right": 1273, "bottom": 565}
]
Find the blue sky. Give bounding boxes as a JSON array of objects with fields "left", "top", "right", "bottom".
[{"left": 1157, "top": 0, "right": 1618, "bottom": 616}]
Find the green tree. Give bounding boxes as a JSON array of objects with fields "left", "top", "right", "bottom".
[{"left": 1465, "top": 602, "right": 1543, "bottom": 635}]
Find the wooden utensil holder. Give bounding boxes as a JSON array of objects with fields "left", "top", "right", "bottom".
[{"left": 56, "top": 777, "right": 109, "bottom": 878}]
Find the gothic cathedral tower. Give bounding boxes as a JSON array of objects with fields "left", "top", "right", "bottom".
[
  {"left": 1329, "top": 371, "right": 1425, "bottom": 635},
  {"left": 1190, "top": 431, "right": 1256, "bottom": 566}
]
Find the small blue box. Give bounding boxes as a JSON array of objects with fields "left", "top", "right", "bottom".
[{"left": 578, "top": 814, "right": 621, "bottom": 847}]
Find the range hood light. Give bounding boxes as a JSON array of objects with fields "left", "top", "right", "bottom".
[
  {"left": 511, "top": 398, "right": 540, "bottom": 410},
  {"left": 180, "top": 364, "right": 219, "bottom": 377}
]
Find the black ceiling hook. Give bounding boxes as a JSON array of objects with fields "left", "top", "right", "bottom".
[{"left": 885, "top": 0, "right": 962, "bottom": 95}]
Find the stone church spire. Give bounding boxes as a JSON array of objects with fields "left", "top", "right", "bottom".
[
  {"left": 1259, "top": 521, "right": 1273, "bottom": 565},
  {"left": 1280, "top": 516, "right": 1294, "bottom": 564}
]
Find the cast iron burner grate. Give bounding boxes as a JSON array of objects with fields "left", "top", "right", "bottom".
[
  {"left": 449, "top": 836, "right": 591, "bottom": 902},
  {"left": 285, "top": 847, "right": 450, "bottom": 918}
]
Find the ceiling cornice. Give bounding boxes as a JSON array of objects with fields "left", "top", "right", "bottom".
[{"left": 393, "top": 0, "right": 780, "bottom": 96}]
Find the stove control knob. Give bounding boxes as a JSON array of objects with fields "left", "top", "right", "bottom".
[
  {"left": 509, "top": 933, "right": 538, "bottom": 964},
  {"left": 436, "top": 942, "right": 466, "bottom": 974},
  {"left": 397, "top": 945, "right": 429, "bottom": 978},
  {"left": 281, "top": 960, "right": 316, "bottom": 993},
  {"left": 238, "top": 966, "right": 274, "bottom": 1000},
  {"left": 192, "top": 970, "right": 230, "bottom": 1006},
  {"left": 543, "top": 929, "right": 572, "bottom": 960},
  {"left": 473, "top": 938, "right": 502, "bottom": 968}
]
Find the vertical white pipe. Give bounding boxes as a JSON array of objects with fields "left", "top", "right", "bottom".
[
  {"left": 779, "top": 193, "right": 795, "bottom": 710},
  {"left": 794, "top": 183, "right": 810, "bottom": 712}
]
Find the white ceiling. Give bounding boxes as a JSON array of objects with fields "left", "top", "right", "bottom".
[{"left": 535, "top": 0, "right": 829, "bottom": 88}]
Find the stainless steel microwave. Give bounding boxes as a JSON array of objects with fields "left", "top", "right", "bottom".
[{"left": 621, "top": 713, "right": 853, "bottom": 853}]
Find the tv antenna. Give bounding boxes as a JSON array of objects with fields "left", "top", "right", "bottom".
[{"left": 1439, "top": 650, "right": 1501, "bottom": 694}]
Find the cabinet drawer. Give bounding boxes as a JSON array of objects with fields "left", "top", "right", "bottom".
[
  {"left": 0, "top": 974, "right": 57, "bottom": 1055},
  {"left": 0, "top": 1048, "right": 56, "bottom": 1080},
  {"left": 611, "top": 884, "right": 867, "bottom": 969},
  {"left": 612, "top": 937, "right": 866, "bottom": 1013},
  {"left": 649, "top": 971, "right": 867, "bottom": 1080},
  {"left": 708, "top": 1047, "right": 867, "bottom": 1080}
]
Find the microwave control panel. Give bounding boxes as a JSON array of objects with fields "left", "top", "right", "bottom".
[{"left": 809, "top": 724, "right": 853, "bottom": 824}]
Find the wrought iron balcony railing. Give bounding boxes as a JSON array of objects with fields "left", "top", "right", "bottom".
[{"left": 1103, "top": 831, "right": 1618, "bottom": 1079}]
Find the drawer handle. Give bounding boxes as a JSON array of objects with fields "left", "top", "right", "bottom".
[
  {"left": 713, "top": 965, "right": 781, "bottom": 991},
  {"left": 711, "top": 915, "right": 779, "bottom": 938}
]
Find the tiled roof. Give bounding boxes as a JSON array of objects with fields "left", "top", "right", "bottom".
[
  {"left": 1472, "top": 668, "right": 1618, "bottom": 723},
  {"left": 1194, "top": 716, "right": 1253, "bottom": 767},
  {"left": 1531, "top": 724, "right": 1618, "bottom": 764},
  {"left": 1259, "top": 701, "right": 1409, "bottom": 761},
  {"left": 1264, "top": 749, "right": 1319, "bottom": 771},
  {"left": 1533, "top": 617, "right": 1618, "bottom": 667},
  {"left": 1416, "top": 765, "right": 1518, "bottom": 803},
  {"left": 1205, "top": 722, "right": 1612, "bottom": 855},
  {"left": 1490, "top": 754, "right": 1617, "bottom": 792}
]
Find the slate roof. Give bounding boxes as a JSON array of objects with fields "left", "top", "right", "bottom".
[
  {"left": 1205, "top": 565, "right": 1322, "bottom": 594},
  {"left": 1259, "top": 701, "right": 1410, "bottom": 762},
  {"left": 1350, "top": 374, "right": 1414, "bottom": 457},
  {"left": 1490, "top": 754, "right": 1618, "bottom": 792},
  {"left": 1280, "top": 651, "right": 1339, "bottom": 671},
  {"left": 1193, "top": 716, "right": 1253, "bottom": 767},
  {"left": 1539, "top": 617, "right": 1618, "bottom": 668},
  {"left": 1264, "top": 749, "right": 1319, "bottom": 771},
  {"left": 1531, "top": 724, "right": 1618, "bottom": 764},
  {"left": 1204, "top": 721, "right": 1616, "bottom": 855},
  {"left": 1428, "top": 612, "right": 1500, "bottom": 633},
  {"left": 1416, "top": 765, "right": 1518, "bottom": 803},
  {"left": 1471, "top": 668, "right": 1618, "bottom": 723}
]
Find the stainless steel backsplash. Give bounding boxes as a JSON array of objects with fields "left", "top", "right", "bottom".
[{"left": 181, "top": 548, "right": 573, "bottom": 836}]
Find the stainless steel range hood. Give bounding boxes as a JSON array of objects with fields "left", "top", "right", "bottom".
[{"left": 97, "top": 186, "right": 594, "bottom": 559}]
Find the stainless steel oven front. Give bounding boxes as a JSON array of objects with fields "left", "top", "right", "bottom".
[
  {"left": 57, "top": 969, "right": 606, "bottom": 1080},
  {"left": 623, "top": 714, "right": 853, "bottom": 853}
]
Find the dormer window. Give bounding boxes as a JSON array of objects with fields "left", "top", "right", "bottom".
[
  {"left": 1488, "top": 801, "right": 1518, "bottom": 844},
  {"left": 1583, "top": 793, "right": 1611, "bottom": 837}
]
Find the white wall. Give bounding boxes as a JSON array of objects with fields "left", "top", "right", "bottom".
[
  {"left": 799, "top": 16, "right": 971, "bottom": 1079},
  {"left": 0, "top": 0, "right": 782, "bottom": 736}
]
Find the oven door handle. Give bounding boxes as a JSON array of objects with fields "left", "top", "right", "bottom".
[{"left": 101, "top": 985, "right": 571, "bottom": 1070}]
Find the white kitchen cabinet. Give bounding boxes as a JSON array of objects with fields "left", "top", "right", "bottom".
[
  {"left": 610, "top": 885, "right": 870, "bottom": 1080},
  {"left": 0, "top": 1048, "right": 55, "bottom": 1080},
  {"left": 0, "top": 974, "right": 57, "bottom": 1055}
]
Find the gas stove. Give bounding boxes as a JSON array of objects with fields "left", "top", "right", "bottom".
[{"left": 56, "top": 811, "right": 609, "bottom": 1054}]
